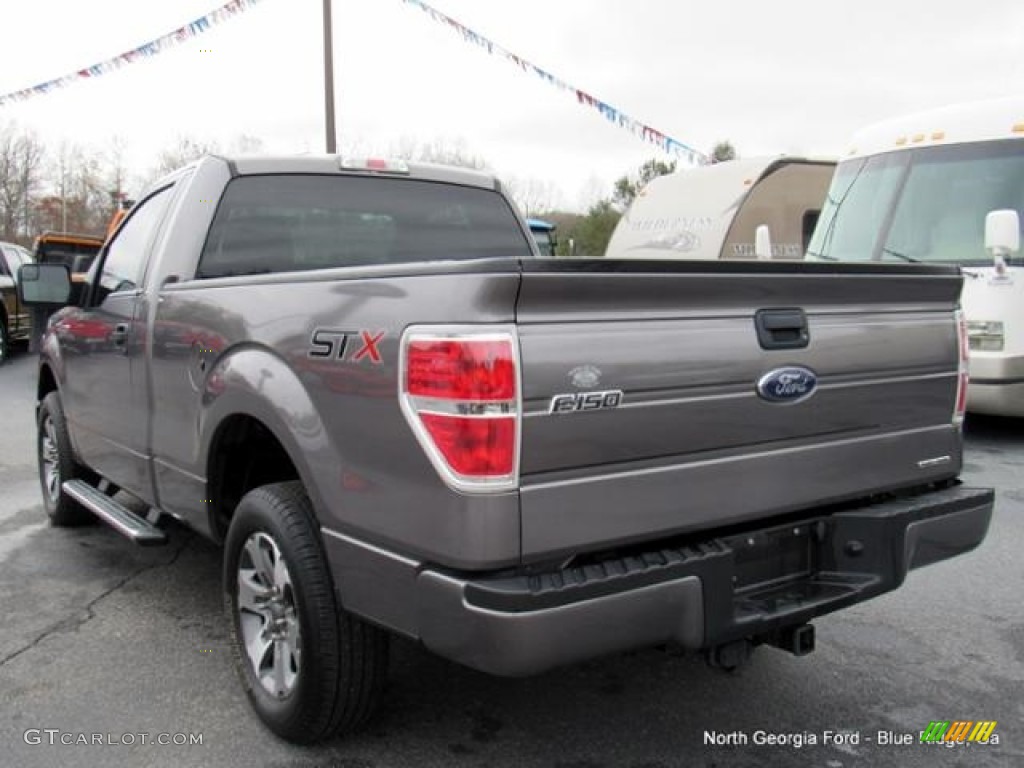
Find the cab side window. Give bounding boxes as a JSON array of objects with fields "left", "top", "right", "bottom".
[{"left": 96, "top": 185, "right": 174, "bottom": 300}]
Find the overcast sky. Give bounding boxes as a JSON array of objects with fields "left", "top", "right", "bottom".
[{"left": 1, "top": 0, "right": 1022, "bottom": 210}]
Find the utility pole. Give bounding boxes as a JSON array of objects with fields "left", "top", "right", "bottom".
[{"left": 323, "top": 0, "right": 337, "bottom": 153}]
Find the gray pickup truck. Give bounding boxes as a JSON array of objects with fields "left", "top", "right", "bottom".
[{"left": 18, "top": 155, "right": 993, "bottom": 744}]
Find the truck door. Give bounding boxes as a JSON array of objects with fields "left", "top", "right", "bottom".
[{"left": 58, "top": 184, "right": 176, "bottom": 499}]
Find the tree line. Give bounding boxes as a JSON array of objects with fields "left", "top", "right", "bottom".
[
  {"left": 0, "top": 124, "right": 265, "bottom": 247},
  {"left": 0, "top": 118, "right": 736, "bottom": 258}
]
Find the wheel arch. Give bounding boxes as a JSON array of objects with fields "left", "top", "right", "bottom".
[
  {"left": 198, "top": 346, "right": 332, "bottom": 543},
  {"left": 38, "top": 361, "right": 58, "bottom": 401},
  {"left": 205, "top": 412, "right": 304, "bottom": 541}
]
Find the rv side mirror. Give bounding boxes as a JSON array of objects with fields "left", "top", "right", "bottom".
[
  {"left": 17, "top": 263, "right": 72, "bottom": 306},
  {"left": 985, "top": 209, "right": 1020, "bottom": 257},
  {"left": 755, "top": 225, "right": 773, "bottom": 259}
]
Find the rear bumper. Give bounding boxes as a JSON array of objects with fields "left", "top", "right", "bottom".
[
  {"left": 413, "top": 485, "right": 993, "bottom": 676},
  {"left": 967, "top": 380, "right": 1024, "bottom": 417},
  {"left": 968, "top": 353, "right": 1024, "bottom": 416},
  {"left": 969, "top": 352, "right": 1024, "bottom": 381}
]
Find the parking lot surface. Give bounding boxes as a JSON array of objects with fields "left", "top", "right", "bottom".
[{"left": 1, "top": 350, "right": 1021, "bottom": 768}]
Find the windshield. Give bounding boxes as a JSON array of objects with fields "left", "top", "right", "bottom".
[{"left": 807, "top": 139, "right": 1024, "bottom": 264}]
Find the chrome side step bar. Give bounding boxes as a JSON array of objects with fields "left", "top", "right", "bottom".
[{"left": 62, "top": 479, "right": 167, "bottom": 546}]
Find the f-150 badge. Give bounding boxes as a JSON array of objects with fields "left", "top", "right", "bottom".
[
  {"left": 756, "top": 366, "right": 817, "bottom": 404},
  {"left": 549, "top": 390, "right": 623, "bottom": 414}
]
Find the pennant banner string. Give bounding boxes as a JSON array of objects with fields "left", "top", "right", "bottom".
[
  {"left": 1, "top": 0, "right": 707, "bottom": 163},
  {"left": 0, "top": 0, "right": 265, "bottom": 108},
  {"left": 399, "top": 0, "right": 708, "bottom": 164}
]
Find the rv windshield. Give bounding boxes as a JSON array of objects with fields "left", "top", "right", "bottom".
[{"left": 808, "top": 139, "right": 1024, "bottom": 265}]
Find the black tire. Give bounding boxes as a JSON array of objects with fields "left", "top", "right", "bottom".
[
  {"left": 0, "top": 315, "right": 9, "bottom": 364},
  {"left": 224, "top": 481, "right": 388, "bottom": 743},
  {"left": 37, "top": 391, "right": 94, "bottom": 526}
]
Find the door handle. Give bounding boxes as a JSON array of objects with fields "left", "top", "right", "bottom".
[
  {"left": 755, "top": 308, "right": 809, "bottom": 350},
  {"left": 111, "top": 323, "right": 129, "bottom": 346}
]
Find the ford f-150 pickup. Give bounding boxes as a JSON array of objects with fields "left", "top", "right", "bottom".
[{"left": 17, "top": 155, "right": 994, "bottom": 744}]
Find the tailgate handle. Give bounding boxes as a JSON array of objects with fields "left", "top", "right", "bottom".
[{"left": 755, "top": 309, "right": 809, "bottom": 350}]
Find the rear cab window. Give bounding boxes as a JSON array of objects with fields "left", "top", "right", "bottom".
[{"left": 196, "top": 175, "right": 532, "bottom": 278}]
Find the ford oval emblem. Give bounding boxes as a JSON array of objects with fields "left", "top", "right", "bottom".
[{"left": 756, "top": 366, "right": 818, "bottom": 404}]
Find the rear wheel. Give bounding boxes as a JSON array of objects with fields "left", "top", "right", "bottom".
[
  {"left": 38, "top": 392, "right": 94, "bottom": 526},
  {"left": 224, "top": 481, "right": 388, "bottom": 743}
]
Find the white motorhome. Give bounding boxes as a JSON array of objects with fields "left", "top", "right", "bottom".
[
  {"left": 807, "top": 96, "right": 1024, "bottom": 417},
  {"left": 605, "top": 156, "right": 835, "bottom": 260}
]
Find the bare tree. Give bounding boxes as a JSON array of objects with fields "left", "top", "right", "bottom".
[
  {"left": 390, "top": 136, "right": 487, "bottom": 170},
  {"left": 151, "top": 136, "right": 221, "bottom": 180},
  {"left": 230, "top": 134, "right": 265, "bottom": 155},
  {"left": 104, "top": 136, "right": 131, "bottom": 218},
  {"left": 0, "top": 122, "right": 45, "bottom": 243},
  {"left": 146, "top": 134, "right": 263, "bottom": 186},
  {"left": 47, "top": 141, "right": 76, "bottom": 233},
  {"left": 503, "top": 176, "right": 562, "bottom": 218},
  {"left": 72, "top": 148, "right": 111, "bottom": 234},
  {"left": 41, "top": 142, "right": 111, "bottom": 235}
]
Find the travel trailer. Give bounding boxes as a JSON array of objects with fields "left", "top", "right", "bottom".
[
  {"left": 605, "top": 156, "right": 835, "bottom": 260},
  {"left": 806, "top": 96, "right": 1023, "bottom": 417}
]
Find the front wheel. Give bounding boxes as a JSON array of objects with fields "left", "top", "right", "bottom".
[
  {"left": 37, "top": 392, "right": 94, "bottom": 526},
  {"left": 224, "top": 481, "right": 388, "bottom": 743}
]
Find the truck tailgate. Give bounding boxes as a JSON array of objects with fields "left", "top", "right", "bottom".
[{"left": 515, "top": 260, "right": 964, "bottom": 561}]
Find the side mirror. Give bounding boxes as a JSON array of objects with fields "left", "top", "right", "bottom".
[
  {"left": 755, "top": 225, "right": 773, "bottom": 260},
  {"left": 17, "top": 263, "right": 72, "bottom": 306},
  {"left": 985, "top": 209, "right": 1020, "bottom": 257}
]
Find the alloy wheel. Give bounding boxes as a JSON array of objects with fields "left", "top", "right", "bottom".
[
  {"left": 236, "top": 532, "right": 302, "bottom": 698},
  {"left": 40, "top": 415, "right": 61, "bottom": 504}
]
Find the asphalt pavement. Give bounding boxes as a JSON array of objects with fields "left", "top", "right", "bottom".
[{"left": 0, "top": 349, "right": 1021, "bottom": 768}]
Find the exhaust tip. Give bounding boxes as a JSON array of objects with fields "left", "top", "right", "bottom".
[{"left": 770, "top": 623, "right": 816, "bottom": 656}]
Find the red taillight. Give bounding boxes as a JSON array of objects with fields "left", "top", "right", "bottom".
[
  {"left": 954, "top": 372, "right": 969, "bottom": 423},
  {"left": 954, "top": 308, "right": 969, "bottom": 426},
  {"left": 407, "top": 340, "right": 516, "bottom": 401},
  {"left": 400, "top": 329, "right": 519, "bottom": 491},
  {"left": 418, "top": 414, "right": 516, "bottom": 476}
]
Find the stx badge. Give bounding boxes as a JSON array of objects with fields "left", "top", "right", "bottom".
[{"left": 309, "top": 329, "right": 384, "bottom": 364}]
